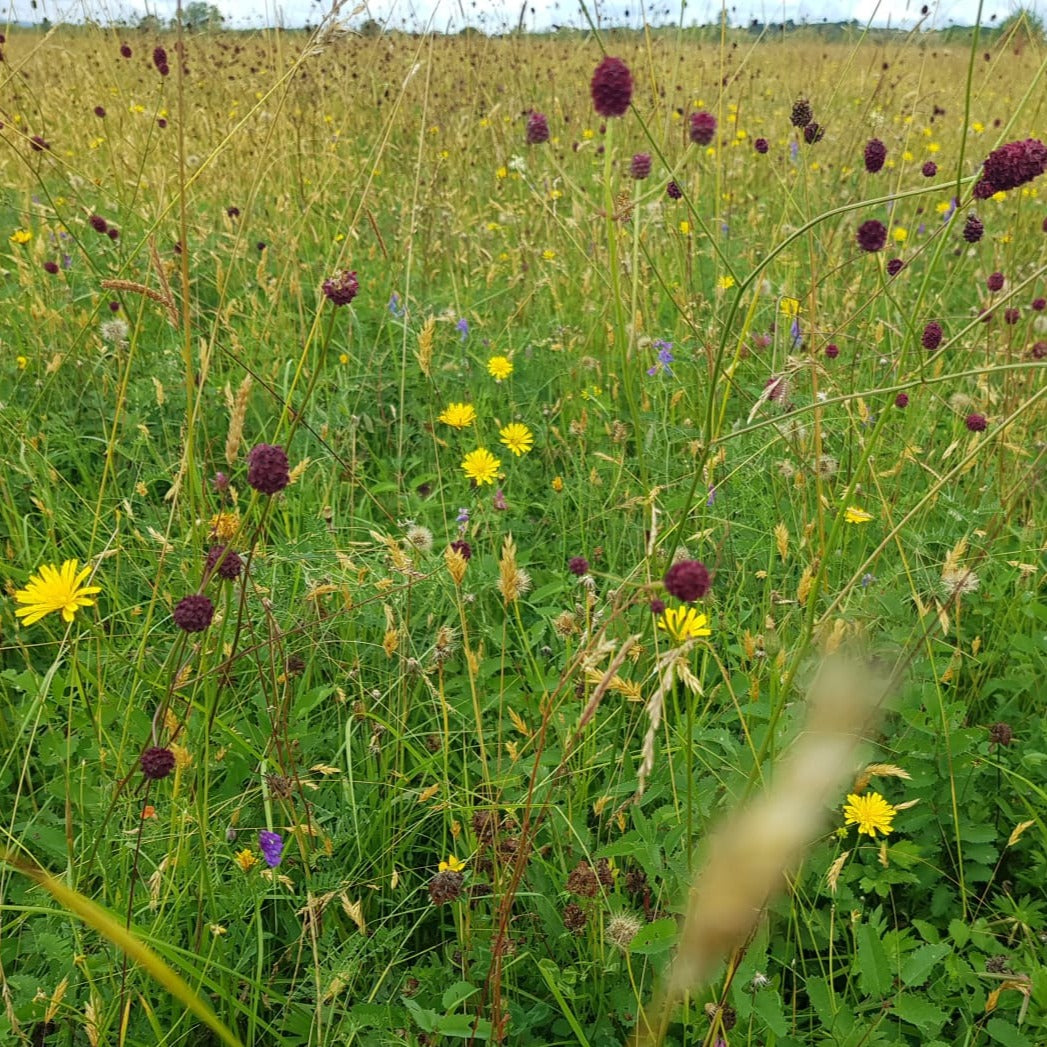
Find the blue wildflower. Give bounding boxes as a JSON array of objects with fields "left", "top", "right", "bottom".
[
  {"left": 647, "top": 339, "right": 674, "bottom": 376},
  {"left": 790, "top": 317, "right": 802, "bottom": 348},
  {"left": 259, "top": 830, "right": 284, "bottom": 868},
  {"left": 456, "top": 318, "right": 469, "bottom": 340},
  {"left": 388, "top": 292, "right": 405, "bottom": 317}
]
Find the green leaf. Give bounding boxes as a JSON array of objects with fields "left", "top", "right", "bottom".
[
  {"left": 441, "top": 981, "right": 478, "bottom": 1010},
  {"left": 986, "top": 1017, "right": 1032, "bottom": 1047},
  {"left": 892, "top": 993, "right": 948, "bottom": 1035},
  {"left": 949, "top": 918, "right": 969, "bottom": 947},
  {"left": 629, "top": 918, "right": 677, "bottom": 956},
  {"left": 436, "top": 1013, "right": 492, "bottom": 1038},
  {"left": 752, "top": 989, "right": 789, "bottom": 1036},
  {"left": 854, "top": 922, "right": 892, "bottom": 998},
  {"left": 900, "top": 943, "right": 951, "bottom": 987}
]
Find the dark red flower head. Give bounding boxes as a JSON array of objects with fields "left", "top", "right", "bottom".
[
  {"left": 666, "top": 179, "right": 683, "bottom": 200},
  {"left": 962, "top": 213, "right": 983, "bottom": 243},
  {"left": 987, "top": 271, "right": 1004, "bottom": 292},
  {"left": 965, "top": 412, "right": 987, "bottom": 432},
  {"left": 526, "top": 110, "right": 549, "bottom": 145},
  {"left": 980, "top": 138, "right": 1047, "bottom": 193},
  {"left": 172, "top": 594, "right": 214, "bottom": 633},
  {"left": 790, "top": 98, "right": 813, "bottom": 128},
  {"left": 629, "top": 152, "right": 651, "bottom": 179},
  {"left": 894, "top": 393, "right": 909, "bottom": 408},
  {"left": 803, "top": 122, "right": 824, "bottom": 144},
  {"left": 824, "top": 343, "right": 839, "bottom": 359},
  {"left": 754, "top": 137, "right": 769, "bottom": 154},
  {"left": 590, "top": 56, "right": 632, "bottom": 118},
  {"left": 322, "top": 269, "right": 359, "bottom": 306},
  {"left": 450, "top": 539, "right": 472, "bottom": 561},
  {"left": 921, "top": 321, "right": 943, "bottom": 350},
  {"left": 568, "top": 556, "right": 590, "bottom": 576},
  {"left": 246, "top": 443, "right": 290, "bottom": 495},
  {"left": 886, "top": 258, "right": 905, "bottom": 276},
  {"left": 153, "top": 46, "right": 169, "bottom": 76},
  {"left": 689, "top": 110, "right": 716, "bottom": 146},
  {"left": 664, "top": 560, "right": 710, "bottom": 602},
  {"left": 205, "top": 545, "right": 243, "bottom": 581},
  {"left": 141, "top": 746, "right": 176, "bottom": 780},
  {"left": 921, "top": 160, "right": 937, "bottom": 177},
  {"left": 864, "top": 138, "right": 886, "bottom": 173},
  {"left": 856, "top": 220, "right": 887, "bottom": 253}
]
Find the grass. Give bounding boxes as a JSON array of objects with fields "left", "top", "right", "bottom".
[{"left": 1, "top": 15, "right": 1045, "bottom": 1047}]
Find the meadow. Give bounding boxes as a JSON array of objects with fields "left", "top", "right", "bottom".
[{"left": 1, "top": 16, "right": 1045, "bottom": 1046}]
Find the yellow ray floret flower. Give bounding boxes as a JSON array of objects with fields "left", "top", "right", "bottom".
[
  {"left": 439, "top": 855, "right": 466, "bottom": 873},
  {"left": 842, "top": 791, "right": 897, "bottom": 837},
  {"left": 10, "top": 229, "right": 33, "bottom": 245},
  {"left": 14, "top": 559, "right": 102, "bottom": 626},
  {"left": 657, "top": 605, "right": 712, "bottom": 643},
  {"left": 487, "top": 355, "right": 514, "bottom": 381},
  {"left": 844, "top": 506, "right": 874, "bottom": 524},
  {"left": 235, "top": 849, "right": 258, "bottom": 872},
  {"left": 499, "top": 423, "right": 533, "bottom": 456},
  {"left": 462, "top": 448, "right": 500, "bottom": 486},
  {"left": 438, "top": 402, "right": 477, "bottom": 429}
]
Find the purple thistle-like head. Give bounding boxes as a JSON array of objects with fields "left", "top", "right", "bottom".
[
  {"left": 965, "top": 413, "right": 987, "bottom": 432},
  {"left": 894, "top": 393, "right": 909, "bottom": 408},
  {"left": 664, "top": 560, "right": 710, "bottom": 602},
  {"left": 886, "top": 258, "right": 905, "bottom": 276},
  {"left": 590, "top": 56, "right": 633, "bottom": 118},
  {"left": 666, "top": 179, "right": 683, "bottom": 200},
  {"left": 754, "top": 137, "right": 769, "bottom": 154},
  {"left": 987, "top": 271, "right": 1004, "bottom": 292},
  {"left": 568, "top": 556, "right": 590, "bottom": 576},
  {"left": 689, "top": 111, "right": 716, "bottom": 146},
  {"left": 963, "top": 213, "right": 984, "bottom": 243},
  {"left": 790, "top": 98, "right": 813, "bottom": 128},
  {"left": 629, "top": 152, "right": 652, "bottom": 179},
  {"left": 803, "top": 122, "right": 824, "bottom": 144},
  {"left": 921, "top": 321, "right": 943, "bottom": 350},
  {"left": 141, "top": 746, "right": 176, "bottom": 780},
  {"left": 921, "top": 160, "right": 937, "bottom": 177}
]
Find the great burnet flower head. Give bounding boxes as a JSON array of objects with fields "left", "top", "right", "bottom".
[
  {"left": 173, "top": 594, "right": 214, "bottom": 633},
  {"left": 205, "top": 545, "right": 243, "bottom": 581},
  {"left": 663, "top": 559, "right": 710, "bottom": 602},
  {"left": 666, "top": 179, "right": 683, "bottom": 200},
  {"left": 803, "top": 121, "right": 824, "bottom": 144},
  {"left": 987, "top": 271, "right": 1004, "bottom": 292},
  {"left": 965, "top": 412, "right": 987, "bottom": 432},
  {"left": 790, "top": 98, "right": 813, "bottom": 128},
  {"left": 141, "top": 746, "right": 176, "bottom": 780},
  {"left": 922, "top": 160, "right": 937, "bottom": 177},
  {"left": 322, "top": 269, "right": 359, "bottom": 306},
  {"left": 856, "top": 220, "right": 887, "bottom": 253},
  {"left": 590, "top": 56, "right": 632, "bottom": 118},
  {"left": 628, "top": 152, "right": 651, "bottom": 179},
  {"left": 246, "top": 443, "right": 290, "bottom": 495},
  {"left": 921, "top": 321, "right": 943, "bottom": 350},
  {"left": 842, "top": 791, "right": 897, "bottom": 837},
  {"left": 976, "top": 137, "right": 1047, "bottom": 195},
  {"left": 13, "top": 559, "right": 101, "bottom": 626},
  {"left": 526, "top": 110, "right": 549, "bottom": 145},
  {"left": 754, "top": 137, "right": 769, "bottom": 154},
  {"left": 864, "top": 138, "right": 886, "bottom": 173},
  {"left": 689, "top": 110, "right": 716, "bottom": 146},
  {"left": 963, "top": 213, "right": 984, "bottom": 243}
]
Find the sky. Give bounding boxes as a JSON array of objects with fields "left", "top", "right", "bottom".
[{"left": 3, "top": 0, "right": 1043, "bottom": 33}]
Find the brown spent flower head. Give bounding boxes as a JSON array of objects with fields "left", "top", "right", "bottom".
[
  {"left": 590, "top": 56, "right": 633, "bottom": 118},
  {"left": 246, "top": 443, "right": 290, "bottom": 495},
  {"left": 172, "top": 594, "right": 214, "bottom": 633},
  {"left": 856, "top": 220, "right": 887, "bottom": 252},
  {"left": 563, "top": 902, "right": 588, "bottom": 934},
  {"left": 664, "top": 560, "right": 711, "bottom": 602},
  {"left": 988, "top": 722, "right": 1013, "bottom": 747},
  {"left": 689, "top": 111, "right": 716, "bottom": 146},
  {"left": 566, "top": 861, "right": 600, "bottom": 898},
  {"left": 428, "top": 870, "right": 464, "bottom": 905},
  {"left": 141, "top": 746, "right": 176, "bottom": 780},
  {"left": 526, "top": 110, "right": 549, "bottom": 145},
  {"left": 322, "top": 269, "right": 359, "bottom": 306}
]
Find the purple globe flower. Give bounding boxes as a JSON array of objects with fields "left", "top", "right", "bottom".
[
  {"left": 963, "top": 213, "right": 984, "bottom": 243},
  {"left": 965, "top": 413, "right": 987, "bottom": 432},
  {"left": 980, "top": 138, "right": 1047, "bottom": 193},
  {"left": 824, "top": 343, "right": 839, "bottom": 359},
  {"left": 987, "top": 271, "right": 1004, "bottom": 292},
  {"left": 259, "top": 830, "right": 284, "bottom": 868},
  {"left": 629, "top": 152, "right": 651, "bottom": 179},
  {"left": 205, "top": 545, "right": 243, "bottom": 581},
  {"left": 921, "top": 160, "right": 937, "bottom": 177},
  {"left": 921, "top": 321, "right": 943, "bottom": 350},
  {"left": 886, "top": 258, "right": 905, "bottom": 276},
  {"left": 664, "top": 560, "right": 710, "bottom": 602},
  {"left": 803, "top": 122, "right": 824, "bottom": 144},
  {"left": 141, "top": 746, "right": 176, "bottom": 780},
  {"left": 790, "top": 98, "right": 813, "bottom": 128},
  {"left": 894, "top": 393, "right": 909, "bottom": 408},
  {"left": 666, "top": 179, "right": 683, "bottom": 200},
  {"left": 754, "top": 137, "right": 769, "bottom": 154},
  {"left": 568, "top": 556, "right": 590, "bottom": 576}
]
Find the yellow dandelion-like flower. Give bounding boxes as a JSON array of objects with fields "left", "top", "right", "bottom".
[
  {"left": 462, "top": 448, "right": 500, "bottom": 486},
  {"left": 657, "top": 606, "right": 712, "bottom": 644},
  {"left": 679, "top": 220, "right": 691, "bottom": 235},
  {"left": 10, "top": 229, "right": 33, "bottom": 245},
  {"left": 779, "top": 296, "right": 801, "bottom": 318},
  {"left": 844, "top": 506, "right": 874, "bottom": 525},
  {"left": 842, "top": 791, "right": 897, "bottom": 837},
  {"left": 487, "top": 355, "right": 514, "bottom": 381},
  {"left": 499, "top": 423, "right": 533, "bottom": 456},
  {"left": 438, "top": 402, "right": 477, "bottom": 429},
  {"left": 718, "top": 274, "right": 736, "bottom": 290},
  {"left": 439, "top": 854, "right": 466, "bottom": 873},
  {"left": 551, "top": 476, "right": 564, "bottom": 492},
  {"left": 13, "top": 560, "right": 101, "bottom": 626},
  {"left": 235, "top": 849, "right": 258, "bottom": 872},
  {"left": 892, "top": 227, "right": 908, "bottom": 243}
]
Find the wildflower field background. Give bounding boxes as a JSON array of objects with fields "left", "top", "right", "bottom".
[{"left": 1, "top": 13, "right": 1046, "bottom": 1046}]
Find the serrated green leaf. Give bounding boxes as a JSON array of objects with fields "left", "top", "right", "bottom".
[
  {"left": 441, "top": 981, "right": 478, "bottom": 1010},
  {"left": 436, "top": 1013, "right": 491, "bottom": 1038},
  {"left": 949, "top": 918, "right": 969, "bottom": 947},
  {"left": 892, "top": 992, "right": 948, "bottom": 1034},
  {"left": 901, "top": 943, "right": 951, "bottom": 987},
  {"left": 854, "top": 922, "right": 891, "bottom": 998},
  {"left": 629, "top": 918, "right": 677, "bottom": 955},
  {"left": 986, "top": 1017, "right": 1031, "bottom": 1047}
]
